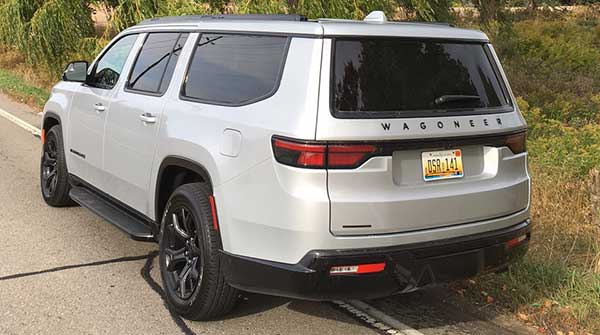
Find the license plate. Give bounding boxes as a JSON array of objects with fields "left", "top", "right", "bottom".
[{"left": 421, "top": 149, "right": 464, "bottom": 181}]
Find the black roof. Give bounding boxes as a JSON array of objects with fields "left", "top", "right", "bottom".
[{"left": 139, "top": 14, "right": 308, "bottom": 25}]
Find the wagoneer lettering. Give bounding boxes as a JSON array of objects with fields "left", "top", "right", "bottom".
[{"left": 41, "top": 12, "right": 530, "bottom": 320}]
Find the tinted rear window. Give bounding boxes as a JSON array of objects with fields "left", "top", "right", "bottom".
[
  {"left": 332, "top": 39, "right": 511, "bottom": 118},
  {"left": 182, "top": 34, "right": 288, "bottom": 105}
]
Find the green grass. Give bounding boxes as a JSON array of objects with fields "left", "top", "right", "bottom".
[
  {"left": 0, "top": 68, "right": 49, "bottom": 109},
  {"left": 467, "top": 258, "right": 600, "bottom": 333}
]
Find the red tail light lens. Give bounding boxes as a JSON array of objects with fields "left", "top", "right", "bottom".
[
  {"left": 272, "top": 138, "right": 326, "bottom": 168},
  {"left": 272, "top": 137, "right": 378, "bottom": 169},
  {"left": 328, "top": 144, "right": 377, "bottom": 168},
  {"left": 505, "top": 132, "right": 527, "bottom": 154}
]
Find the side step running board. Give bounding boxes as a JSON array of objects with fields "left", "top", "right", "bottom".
[{"left": 69, "top": 186, "right": 155, "bottom": 242}]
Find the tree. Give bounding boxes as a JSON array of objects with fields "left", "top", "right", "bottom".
[{"left": 473, "top": 0, "right": 504, "bottom": 26}]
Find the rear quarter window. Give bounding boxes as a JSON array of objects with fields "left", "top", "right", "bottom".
[
  {"left": 332, "top": 38, "right": 512, "bottom": 118},
  {"left": 182, "top": 34, "right": 289, "bottom": 106}
]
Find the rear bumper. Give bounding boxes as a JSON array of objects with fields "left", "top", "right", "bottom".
[{"left": 220, "top": 219, "right": 531, "bottom": 300}]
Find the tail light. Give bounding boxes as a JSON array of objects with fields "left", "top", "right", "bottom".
[
  {"left": 272, "top": 138, "right": 326, "bottom": 168},
  {"left": 504, "top": 132, "right": 527, "bottom": 154},
  {"left": 273, "top": 131, "right": 527, "bottom": 169},
  {"left": 272, "top": 137, "right": 377, "bottom": 169}
]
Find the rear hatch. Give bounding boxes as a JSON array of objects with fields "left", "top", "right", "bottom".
[{"left": 317, "top": 37, "right": 529, "bottom": 236}]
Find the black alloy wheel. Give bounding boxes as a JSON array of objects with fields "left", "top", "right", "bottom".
[
  {"left": 159, "top": 183, "right": 238, "bottom": 320},
  {"left": 163, "top": 205, "right": 203, "bottom": 300},
  {"left": 40, "top": 125, "right": 73, "bottom": 207},
  {"left": 41, "top": 134, "right": 59, "bottom": 198}
]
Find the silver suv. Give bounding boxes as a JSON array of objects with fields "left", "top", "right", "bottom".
[{"left": 40, "top": 12, "right": 531, "bottom": 320}]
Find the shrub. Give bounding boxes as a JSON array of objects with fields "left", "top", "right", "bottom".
[{"left": 495, "top": 17, "right": 600, "bottom": 126}]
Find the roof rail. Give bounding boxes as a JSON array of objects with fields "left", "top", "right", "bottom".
[
  {"left": 139, "top": 14, "right": 308, "bottom": 25},
  {"left": 401, "top": 21, "right": 454, "bottom": 27}
]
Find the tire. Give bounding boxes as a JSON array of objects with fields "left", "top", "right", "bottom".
[
  {"left": 40, "top": 125, "right": 74, "bottom": 207},
  {"left": 159, "top": 183, "right": 238, "bottom": 320}
]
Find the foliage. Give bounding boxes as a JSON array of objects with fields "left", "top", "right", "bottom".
[
  {"left": 494, "top": 17, "right": 600, "bottom": 127},
  {"left": 103, "top": 0, "right": 161, "bottom": 36},
  {"left": 158, "top": 0, "right": 212, "bottom": 16},
  {"left": 402, "top": 0, "right": 453, "bottom": 21},
  {"left": 28, "top": 0, "right": 95, "bottom": 69},
  {"left": 519, "top": 98, "right": 600, "bottom": 178},
  {"left": 0, "top": 0, "right": 41, "bottom": 50},
  {"left": 0, "top": 67, "right": 49, "bottom": 107},
  {"left": 0, "top": 0, "right": 93, "bottom": 76}
]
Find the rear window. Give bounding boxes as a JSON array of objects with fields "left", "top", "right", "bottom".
[
  {"left": 182, "top": 34, "right": 289, "bottom": 106},
  {"left": 127, "top": 32, "right": 188, "bottom": 95},
  {"left": 332, "top": 38, "right": 511, "bottom": 118}
]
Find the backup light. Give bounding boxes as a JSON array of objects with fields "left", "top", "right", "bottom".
[{"left": 330, "top": 262, "right": 386, "bottom": 275}]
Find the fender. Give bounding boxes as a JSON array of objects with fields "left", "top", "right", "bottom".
[
  {"left": 155, "top": 156, "right": 213, "bottom": 220},
  {"left": 42, "top": 111, "right": 62, "bottom": 131}
]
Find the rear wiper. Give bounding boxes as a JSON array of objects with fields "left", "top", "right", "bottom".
[{"left": 434, "top": 95, "right": 481, "bottom": 105}]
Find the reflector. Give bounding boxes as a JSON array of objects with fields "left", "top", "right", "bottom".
[
  {"left": 506, "top": 234, "right": 527, "bottom": 249},
  {"left": 330, "top": 262, "right": 386, "bottom": 275}
]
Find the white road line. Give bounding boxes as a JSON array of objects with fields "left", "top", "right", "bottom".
[
  {"left": 343, "top": 300, "right": 426, "bottom": 335},
  {"left": 0, "top": 107, "right": 41, "bottom": 137}
]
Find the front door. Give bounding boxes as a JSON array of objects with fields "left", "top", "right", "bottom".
[{"left": 67, "top": 34, "right": 139, "bottom": 187}]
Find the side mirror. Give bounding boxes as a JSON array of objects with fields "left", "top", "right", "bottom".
[{"left": 62, "top": 61, "right": 88, "bottom": 82}]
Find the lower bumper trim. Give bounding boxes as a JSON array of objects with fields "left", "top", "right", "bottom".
[{"left": 220, "top": 220, "right": 531, "bottom": 300}]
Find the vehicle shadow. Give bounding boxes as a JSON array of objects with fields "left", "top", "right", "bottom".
[
  {"left": 222, "top": 292, "right": 372, "bottom": 327},
  {"left": 224, "top": 293, "right": 290, "bottom": 319}
]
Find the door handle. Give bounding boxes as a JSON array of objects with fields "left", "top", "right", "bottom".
[
  {"left": 94, "top": 103, "right": 105, "bottom": 112},
  {"left": 139, "top": 112, "right": 157, "bottom": 124}
]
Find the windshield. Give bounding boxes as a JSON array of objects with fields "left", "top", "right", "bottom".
[{"left": 332, "top": 38, "right": 511, "bottom": 118}]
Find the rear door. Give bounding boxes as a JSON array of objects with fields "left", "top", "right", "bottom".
[
  {"left": 103, "top": 32, "right": 190, "bottom": 214},
  {"left": 317, "top": 38, "right": 529, "bottom": 236}
]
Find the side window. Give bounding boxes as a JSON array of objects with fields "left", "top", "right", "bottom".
[
  {"left": 88, "top": 34, "right": 138, "bottom": 89},
  {"left": 182, "top": 34, "right": 288, "bottom": 105},
  {"left": 127, "top": 32, "right": 189, "bottom": 94}
]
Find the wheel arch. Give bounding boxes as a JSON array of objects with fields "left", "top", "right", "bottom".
[
  {"left": 42, "top": 112, "right": 62, "bottom": 133},
  {"left": 155, "top": 156, "right": 214, "bottom": 223}
]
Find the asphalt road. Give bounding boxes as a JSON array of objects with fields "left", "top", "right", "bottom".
[
  {"left": 0, "top": 94, "right": 536, "bottom": 335},
  {"left": 0, "top": 98, "right": 379, "bottom": 335}
]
